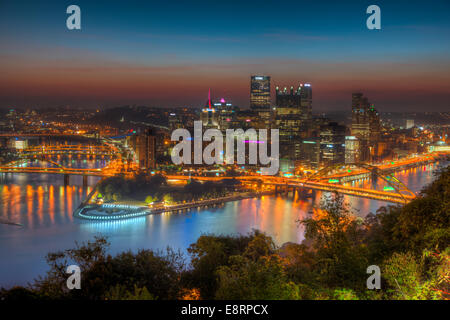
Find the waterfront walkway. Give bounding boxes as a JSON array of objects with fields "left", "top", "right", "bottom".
[{"left": 73, "top": 192, "right": 269, "bottom": 220}]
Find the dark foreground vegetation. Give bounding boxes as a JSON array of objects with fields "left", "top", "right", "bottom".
[{"left": 1, "top": 166, "right": 449, "bottom": 300}]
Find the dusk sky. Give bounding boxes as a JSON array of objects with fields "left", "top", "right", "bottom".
[{"left": 1, "top": 0, "right": 449, "bottom": 112}]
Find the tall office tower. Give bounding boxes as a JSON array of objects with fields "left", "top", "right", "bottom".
[
  {"left": 367, "top": 104, "right": 381, "bottom": 143},
  {"left": 300, "top": 138, "right": 320, "bottom": 169},
  {"left": 345, "top": 136, "right": 360, "bottom": 164},
  {"left": 405, "top": 119, "right": 414, "bottom": 129},
  {"left": 274, "top": 85, "right": 303, "bottom": 160},
  {"left": 128, "top": 129, "right": 156, "bottom": 170},
  {"left": 250, "top": 75, "right": 271, "bottom": 109},
  {"left": 351, "top": 93, "right": 370, "bottom": 140},
  {"left": 319, "top": 122, "right": 346, "bottom": 165},
  {"left": 168, "top": 112, "right": 183, "bottom": 131},
  {"left": 275, "top": 85, "right": 302, "bottom": 109},
  {"left": 250, "top": 75, "right": 271, "bottom": 128},
  {"left": 299, "top": 83, "right": 313, "bottom": 122},
  {"left": 274, "top": 83, "right": 314, "bottom": 161},
  {"left": 200, "top": 89, "right": 219, "bottom": 129},
  {"left": 212, "top": 98, "right": 235, "bottom": 131},
  {"left": 350, "top": 93, "right": 381, "bottom": 161}
]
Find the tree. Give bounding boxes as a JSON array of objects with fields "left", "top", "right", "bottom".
[
  {"left": 215, "top": 254, "right": 300, "bottom": 299},
  {"left": 32, "top": 236, "right": 109, "bottom": 299},
  {"left": 184, "top": 180, "right": 203, "bottom": 199},
  {"left": 382, "top": 249, "right": 449, "bottom": 300},
  {"left": 0, "top": 286, "right": 41, "bottom": 301},
  {"left": 298, "top": 193, "right": 369, "bottom": 290},
  {"left": 365, "top": 165, "right": 450, "bottom": 257},
  {"left": 186, "top": 233, "right": 254, "bottom": 299},
  {"left": 148, "top": 174, "right": 167, "bottom": 188},
  {"left": 30, "top": 236, "right": 186, "bottom": 300},
  {"left": 106, "top": 284, "right": 156, "bottom": 300},
  {"left": 145, "top": 195, "right": 155, "bottom": 204},
  {"left": 163, "top": 194, "right": 174, "bottom": 205}
]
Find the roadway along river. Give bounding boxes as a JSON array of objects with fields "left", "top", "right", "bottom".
[{"left": 0, "top": 159, "right": 447, "bottom": 287}]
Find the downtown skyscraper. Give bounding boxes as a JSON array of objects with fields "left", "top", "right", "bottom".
[
  {"left": 274, "top": 83, "right": 314, "bottom": 162},
  {"left": 350, "top": 92, "right": 381, "bottom": 162},
  {"left": 250, "top": 75, "right": 271, "bottom": 110}
]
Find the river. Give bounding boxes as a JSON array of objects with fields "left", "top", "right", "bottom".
[{"left": 0, "top": 158, "right": 447, "bottom": 287}]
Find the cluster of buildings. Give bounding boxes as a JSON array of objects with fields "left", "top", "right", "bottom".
[
  {"left": 125, "top": 75, "right": 449, "bottom": 174},
  {"left": 194, "top": 76, "right": 383, "bottom": 173},
  {"left": 2, "top": 76, "right": 447, "bottom": 175}
]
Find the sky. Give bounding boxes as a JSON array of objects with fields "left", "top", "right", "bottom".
[{"left": 0, "top": 0, "right": 449, "bottom": 112}]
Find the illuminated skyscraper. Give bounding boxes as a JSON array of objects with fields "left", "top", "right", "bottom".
[
  {"left": 351, "top": 93, "right": 370, "bottom": 141},
  {"left": 128, "top": 129, "right": 156, "bottom": 170},
  {"left": 274, "top": 83, "right": 313, "bottom": 160},
  {"left": 200, "top": 89, "right": 219, "bottom": 129},
  {"left": 319, "top": 122, "right": 346, "bottom": 165},
  {"left": 250, "top": 75, "right": 271, "bottom": 110},
  {"left": 350, "top": 93, "right": 381, "bottom": 161},
  {"left": 345, "top": 136, "right": 360, "bottom": 164},
  {"left": 299, "top": 83, "right": 313, "bottom": 122},
  {"left": 275, "top": 85, "right": 302, "bottom": 160},
  {"left": 212, "top": 98, "right": 235, "bottom": 131}
]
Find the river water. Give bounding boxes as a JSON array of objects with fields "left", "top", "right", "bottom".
[{"left": 0, "top": 158, "right": 447, "bottom": 287}]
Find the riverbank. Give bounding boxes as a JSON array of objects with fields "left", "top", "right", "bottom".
[
  {"left": 0, "top": 218, "right": 22, "bottom": 227},
  {"left": 74, "top": 190, "right": 274, "bottom": 220}
]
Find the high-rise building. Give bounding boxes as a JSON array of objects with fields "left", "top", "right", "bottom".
[
  {"left": 168, "top": 112, "right": 183, "bottom": 131},
  {"left": 299, "top": 83, "right": 313, "bottom": 122},
  {"left": 274, "top": 83, "right": 314, "bottom": 160},
  {"left": 128, "top": 129, "right": 156, "bottom": 170},
  {"left": 250, "top": 75, "right": 272, "bottom": 128},
  {"left": 320, "top": 122, "right": 346, "bottom": 165},
  {"left": 350, "top": 93, "right": 381, "bottom": 161},
  {"left": 345, "top": 136, "right": 360, "bottom": 164},
  {"left": 405, "top": 119, "right": 414, "bottom": 129},
  {"left": 212, "top": 98, "right": 235, "bottom": 131},
  {"left": 250, "top": 75, "right": 271, "bottom": 110},
  {"left": 200, "top": 89, "right": 219, "bottom": 129},
  {"left": 351, "top": 93, "right": 370, "bottom": 140},
  {"left": 275, "top": 85, "right": 302, "bottom": 160},
  {"left": 300, "top": 138, "right": 320, "bottom": 169}
]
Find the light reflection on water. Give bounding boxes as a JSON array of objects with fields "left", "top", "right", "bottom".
[{"left": 0, "top": 160, "right": 446, "bottom": 287}]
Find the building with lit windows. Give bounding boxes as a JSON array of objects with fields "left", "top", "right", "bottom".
[
  {"left": 127, "top": 129, "right": 156, "bottom": 170},
  {"left": 250, "top": 75, "right": 271, "bottom": 110},
  {"left": 345, "top": 136, "right": 360, "bottom": 164},
  {"left": 250, "top": 75, "right": 271, "bottom": 127},
  {"left": 200, "top": 89, "right": 219, "bottom": 129},
  {"left": 299, "top": 83, "right": 313, "bottom": 123},
  {"left": 274, "top": 85, "right": 302, "bottom": 160},
  {"left": 274, "top": 83, "right": 314, "bottom": 161},
  {"left": 319, "top": 122, "right": 346, "bottom": 165},
  {"left": 212, "top": 98, "right": 236, "bottom": 131},
  {"left": 350, "top": 93, "right": 381, "bottom": 161},
  {"left": 300, "top": 138, "right": 320, "bottom": 169}
]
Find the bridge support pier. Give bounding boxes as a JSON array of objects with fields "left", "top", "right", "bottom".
[
  {"left": 82, "top": 175, "right": 88, "bottom": 188},
  {"left": 298, "top": 188, "right": 314, "bottom": 200},
  {"left": 292, "top": 187, "right": 297, "bottom": 199},
  {"left": 64, "top": 174, "right": 70, "bottom": 186}
]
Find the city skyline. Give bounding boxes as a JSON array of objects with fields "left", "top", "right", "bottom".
[
  {"left": 1, "top": 0, "right": 450, "bottom": 111},
  {"left": 0, "top": 0, "right": 449, "bottom": 304}
]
